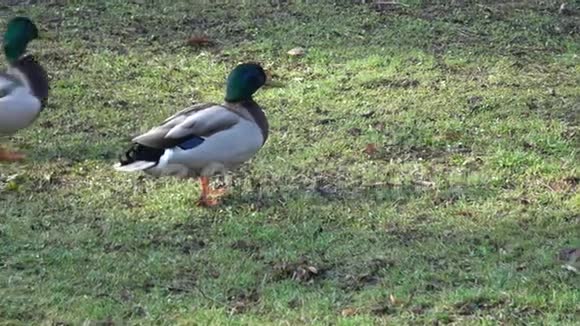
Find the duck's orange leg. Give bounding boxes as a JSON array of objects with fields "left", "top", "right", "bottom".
[
  {"left": 196, "top": 176, "right": 221, "bottom": 207},
  {"left": 0, "top": 146, "right": 25, "bottom": 162}
]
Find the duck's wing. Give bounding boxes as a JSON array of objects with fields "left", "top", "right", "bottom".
[{"left": 133, "top": 103, "right": 241, "bottom": 149}]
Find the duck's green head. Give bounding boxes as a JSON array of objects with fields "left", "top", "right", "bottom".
[
  {"left": 3, "top": 17, "right": 39, "bottom": 63},
  {"left": 225, "top": 63, "right": 267, "bottom": 102}
]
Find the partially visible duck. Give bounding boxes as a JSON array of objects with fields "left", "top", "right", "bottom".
[
  {"left": 115, "top": 63, "right": 269, "bottom": 207},
  {"left": 0, "top": 17, "right": 49, "bottom": 161}
]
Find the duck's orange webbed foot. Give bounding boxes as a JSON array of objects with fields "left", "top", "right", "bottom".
[{"left": 196, "top": 177, "right": 228, "bottom": 207}]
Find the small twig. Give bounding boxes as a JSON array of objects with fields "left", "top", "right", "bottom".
[
  {"left": 95, "top": 292, "right": 123, "bottom": 304},
  {"left": 403, "top": 290, "right": 416, "bottom": 309},
  {"left": 194, "top": 284, "right": 228, "bottom": 307},
  {"left": 374, "top": 1, "right": 410, "bottom": 7},
  {"left": 412, "top": 180, "right": 436, "bottom": 188},
  {"left": 361, "top": 182, "right": 401, "bottom": 188},
  {"left": 541, "top": 181, "right": 556, "bottom": 192},
  {"left": 561, "top": 264, "right": 578, "bottom": 274}
]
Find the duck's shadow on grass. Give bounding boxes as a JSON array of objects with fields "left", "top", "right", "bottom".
[
  {"left": 13, "top": 137, "right": 496, "bottom": 212},
  {"left": 226, "top": 181, "right": 495, "bottom": 210},
  {"left": 18, "top": 138, "right": 124, "bottom": 163}
]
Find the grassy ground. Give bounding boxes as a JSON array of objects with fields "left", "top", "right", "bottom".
[{"left": 1, "top": 0, "right": 579, "bottom": 324}]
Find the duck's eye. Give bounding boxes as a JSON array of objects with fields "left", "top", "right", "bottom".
[{"left": 0, "top": 88, "right": 9, "bottom": 98}]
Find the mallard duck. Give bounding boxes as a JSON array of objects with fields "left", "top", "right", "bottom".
[
  {"left": 114, "top": 63, "right": 269, "bottom": 207},
  {"left": 0, "top": 17, "right": 49, "bottom": 161}
]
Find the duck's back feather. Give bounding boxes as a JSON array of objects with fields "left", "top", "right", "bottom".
[{"left": 133, "top": 103, "right": 240, "bottom": 149}]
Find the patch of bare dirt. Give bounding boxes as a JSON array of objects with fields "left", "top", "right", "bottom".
[
  {"left": 270, "top": 257, "right": 327, "bottom": 283},
  {"left": 454, "top": 296, "right": 507, "bottom": 316},
  {"left": 228, "top": 289, "right": 260, "bottom": 314},
  {"left": 370, "top": 293, "right": 414, "bottom": 316},
  {"left": 340, "top": 258, "right": 393, "bottom": 291},
  {"left": 230, "top": 240, "right": 259, "bottom": 252},
  {"left": 103, "top": 235, "right": 206, "bottom": 254},
  {"left": 548, "top": 176, "right": 579, "bottom": 193},
  {"left": 361, "top": 78, "right": 420, "bottom": 89},
  {"left": 365, "top": 143, "right": 449, "bottom": 163},
  {"left": 386, "top": 225, "right": 431, "bottom": 246}
]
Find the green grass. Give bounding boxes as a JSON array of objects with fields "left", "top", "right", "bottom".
[{"left": 1, "top": 0, "right": 579, "bottom": 324}]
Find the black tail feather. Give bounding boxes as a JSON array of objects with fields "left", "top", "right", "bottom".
[{"left": 119, "top": 143, "right": 165, "bottom": 166}]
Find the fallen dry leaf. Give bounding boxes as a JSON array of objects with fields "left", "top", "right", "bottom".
[
  {"left": 348, "top": 128, "right": 362, "bottom": 136},
  {"left": 558, "top": 248, "right": 579, "bottom": 274},
  {"left": 562, "top": 264, "right": 578, "bottom": 274},
  {"left": 119, "top": 289, "right": 133, "bottom": 302},
  {"left": 558, "top": 248, "right": 580, "bottom": 263},
  {"left": 287, "top": 297, "right": 302, "bottom": 308},
  {"left": 287, "top": 47, "right": 306, "bottom": 57},
  {"left": 370, "top": 302, "right": 395, "bottom": 315},
  {"left": 341, "top": 307, "right": 358, "bottom": 317},
  {"left": 84, "top": 318, "right": 115, "bottom": 326},
  {"left": 412, "top": 180, "right": 435, "bottom": 188},
  {"left": 228, "top": 290, "right": 259, "bottom": 315},
  {"left": 230, "top": 240, "right": 259, "bottom": 252},
  {"left": 229, "top": 301, "right": 247, "bottom": 315},
  {"left": 360, "top": 110, "right": 375, "bottom": 118},
  {"left": 272, "top": 259, "right": 323, "bottom": 283},
  {"left": 364, "top": 143, "right": 378, "bottom": 156},
  {"left": 186, "top": 36, "right": 214, "bottom": 47},
  {"left": 263, "top": 69, "right": 285, "bottom": 88},
  {"left": 292, "top": 265, "right": 318, "bottom": 282},
  {"left": 389, "top": 294, "right": 398, "bottom": 305},
  {"left": 373, "top": 121, "right": 386, "bottom": 131},
  {"left": 559, "top": 3, "right": 571, "bottom": 15}
]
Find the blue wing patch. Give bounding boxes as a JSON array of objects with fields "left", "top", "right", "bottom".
[{"left": 178, "top": 136, "right": 205, "bottom": 150}]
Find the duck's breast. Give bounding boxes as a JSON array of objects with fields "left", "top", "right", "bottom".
[{"left": 0, "top": 86, "right": 41, "bottom": 135}]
